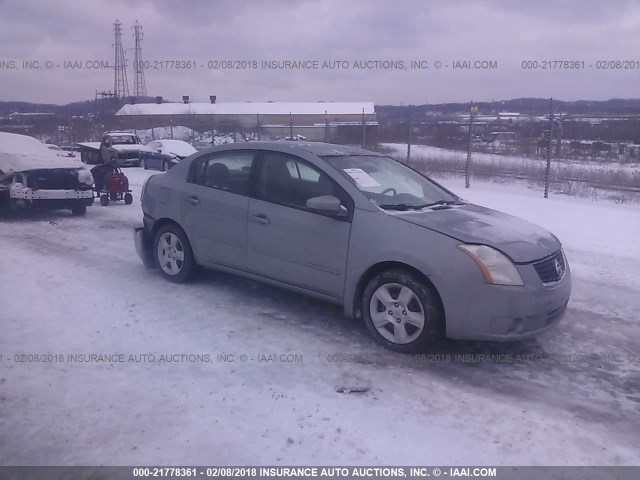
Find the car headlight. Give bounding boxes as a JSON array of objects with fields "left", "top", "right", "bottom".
[
  {"left": 458, "top": 244, "right": 524, "bottom": 286},
  {"left": 77, "top": 168, "right": 94, "bottom": 186}
]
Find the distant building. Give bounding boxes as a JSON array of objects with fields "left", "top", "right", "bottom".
[{"left": 112, "top": 101, "right": 378, "bottom": 144}]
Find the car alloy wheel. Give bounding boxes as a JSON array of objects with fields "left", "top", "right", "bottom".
[
  {"left": 153, "top": 224, "right": 196, "bottom": 283},
  {"left": 362, "top": 269, "right": 443, "bottom": 351},
  {"left": 157, "top": 232, "right": 185, "bottom": 275},
  {"left": 369, "top": 282, "right": 425, "bottom": 344}
]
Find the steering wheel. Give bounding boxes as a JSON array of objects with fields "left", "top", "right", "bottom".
[{"left": 380, "top": 187, "right": 397, "bottom": 196}]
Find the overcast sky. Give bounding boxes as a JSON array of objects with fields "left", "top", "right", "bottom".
[{"left": 0, "top": 0, "right": 639, "bottom": 105}]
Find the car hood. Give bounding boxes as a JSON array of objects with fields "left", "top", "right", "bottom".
[{"left": 392, "top": 204, "right": 561, "bottom": 263}]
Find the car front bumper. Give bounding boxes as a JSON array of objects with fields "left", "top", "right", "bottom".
[
  {"left": 116, "top": 157, "right": 140, "bottom": 167},
  {"left": 10, "top": 185, "right": 94, "bottom": 201},
  {"left": 133, "top": 225, "right": 156, "bottom": 269},
  {"left": 443, "top": 259, "right": 572, "bottom": 341}
]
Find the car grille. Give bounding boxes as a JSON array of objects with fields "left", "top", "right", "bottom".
[
  {"left": 26, "top": 169, "right": 80, "bottom": 190},
  {"left": 533, "top": 251, "right": 566, "bottom": 284}
]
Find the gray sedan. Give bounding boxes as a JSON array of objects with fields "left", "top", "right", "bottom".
[{"left": 134, "top": 142, "right": 571, "bottom": 351}]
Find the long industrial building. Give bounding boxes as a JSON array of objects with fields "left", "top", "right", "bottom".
[{"left": 112, "top": 100, "right": 378, "bottom": 143}]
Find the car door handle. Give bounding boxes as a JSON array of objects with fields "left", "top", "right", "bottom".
[
  {"left": 252, "top": 214, "right": 270, "bottom": 224},
  {"left": 185, "top": 195, "right": 200, "bottom": 205}
]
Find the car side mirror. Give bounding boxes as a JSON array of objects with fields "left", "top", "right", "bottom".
[{"left": 306, "top": 195, "right": 347, "bottom": 217}]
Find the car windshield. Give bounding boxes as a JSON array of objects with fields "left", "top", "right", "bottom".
[
  {"left": 323, "top": 154, "right": 461, "bottom": 210},
  {"left": 110, "top": 135, "right": 139, "bottom": 145}
]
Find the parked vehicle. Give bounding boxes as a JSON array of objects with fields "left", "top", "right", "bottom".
[
  {"left": 77, "top": 131, "right": 152, "bottom": 167},
  {"left": 134, "top": 142, "right": 571, "bottom": 351},
  {"left": 140, "top": 140, "right": 197, "bottom": 171},
  {"left": 0, "top": 132, "right": 94, "bottom": 215},
  {"left": 47, "top": 144, "right": 76, "bottom": 158}
]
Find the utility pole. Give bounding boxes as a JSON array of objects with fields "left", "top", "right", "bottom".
[
  {"left": 289, "top": 112, "right": 293, "bottom": 140},
  {"left": 113, "top": 20, "right": 129, "bottom": 100},
  {"left": 325, "top": 110, "right": 329, "bottom": 143},
  {"left": 544, "top": 98, "right": 554, "bottom": 199},
  {"left": 556, "top": 114, "right": 563, "bottom": 157},
  {"left": 132, "top": 21, "right": 147, "bottom": 97},
  {"left": 406, "top": 105, "right": 412, "bottom": 163},
  {"left": 361, "top": 108, "right": 366, "bottom": 148},
  {"left": 465, "top": 102, "right": 477, "bottom": 188}
]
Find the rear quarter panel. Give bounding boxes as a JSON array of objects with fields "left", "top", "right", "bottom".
[{"left": 142, "top": 158, "right": 191, "bottom": 233}]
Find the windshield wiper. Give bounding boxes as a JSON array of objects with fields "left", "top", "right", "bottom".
[
  {"left": 421, "top": 199, "right": 466, "bottom": 208},
  {"left": 378, "top": 200, "right": 466, "bottom": 211},
  {"left": 378, "top": 203, "right": 417, "bottom": 211}
]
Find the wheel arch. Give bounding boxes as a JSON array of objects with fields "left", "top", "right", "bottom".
[
  {"left": 151, "top": 217, "right": 188, "bottom": 239},
  {"left": 350, "top": 261, "right": 445, "bottom": 322}
]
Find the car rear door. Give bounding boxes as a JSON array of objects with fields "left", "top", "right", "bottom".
[
  {"left": 246, "top": 151, "right": 352, "bottom": 300},
  {"left": 181, "top": 150, "right": 257, "bottom": 270}
]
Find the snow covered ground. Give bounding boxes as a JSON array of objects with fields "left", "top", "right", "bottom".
[{"left": 1, "top": 168, "right": 639, "bottom": 466}]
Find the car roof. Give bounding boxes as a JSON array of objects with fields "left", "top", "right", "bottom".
[{"left": 207, "top": 141, "right": 382, "bottom": 157}]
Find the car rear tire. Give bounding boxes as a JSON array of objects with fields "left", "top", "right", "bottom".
[
  {"left": 71, "top": 203, "right": 87, "bottom": 216},
  {"left": 154, "top": 224, "right": 196, "bottom": 283},
  {"left": 124, "top": 193, "right": 133, "bottom": 205},
  {"left": 99, "top": 194, "right": 109, "bottom": 206},
  {"left": 362, "top": 269, "right": 443, "bottom": 352}
]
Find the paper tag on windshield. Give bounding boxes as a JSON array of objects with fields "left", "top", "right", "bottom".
[{"left": 343, "top": 168, "right": 381, "bottom": 188}]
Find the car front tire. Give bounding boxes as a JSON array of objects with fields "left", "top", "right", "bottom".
[
  {"left": 362, "top": 269, "right": 443, "bottom": 352},
  {"left": 154, "top": 224, "right": 196, "bottom": 283}
]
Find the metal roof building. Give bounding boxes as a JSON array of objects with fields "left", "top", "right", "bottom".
[{"left": 112, "top": 101, "right": 378, "bottom": 143}]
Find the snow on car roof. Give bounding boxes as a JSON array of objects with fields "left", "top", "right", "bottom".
[
  {"left": 0, "top": 132, "right": 84, "bottom": 172},
  {"left": 116, "top": 102, "right": 375, "bottom": 116},
  {"left": 151, "top": 139, "right": 197, "bottom": 157}
]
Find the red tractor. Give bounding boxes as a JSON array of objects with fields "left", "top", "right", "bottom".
[{"left": 90, "top": 164, "right": 133, "bottom": 206}]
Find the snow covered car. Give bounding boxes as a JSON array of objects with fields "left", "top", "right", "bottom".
[
  {"left": 134, "top": 142, "right": 571, "bottom": 351},
  {"left": 0, "top": 132, "right": 94, "bottom": 215},
  {"left": 140, "top": 140, "right": 197, "bottom": 171}
]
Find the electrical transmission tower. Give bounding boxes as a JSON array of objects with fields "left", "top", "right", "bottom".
[
  {"left": 132, "top": 20, "right": 147, "bottom": 97},
  {"left": 113, "top": 19, "right": 129, "bottom": 99}
]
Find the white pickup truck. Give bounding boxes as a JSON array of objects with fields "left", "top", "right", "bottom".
[
  {"left": 77, "top": 131, "right": 153, "bottom": 167},
  {"left": 0, "top": 132, "right": 94, "bottom": 215}
]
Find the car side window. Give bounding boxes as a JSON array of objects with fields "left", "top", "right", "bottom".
[
  {"left": 258, "top": 152, "right": 348, "bottom": 213},
  {"left": 190, "top": 151, "right": 256, "bottom": 195}
]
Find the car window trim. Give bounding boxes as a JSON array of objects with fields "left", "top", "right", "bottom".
[{"left": 254, "top": 150, "right": 354, "bottom": 222}]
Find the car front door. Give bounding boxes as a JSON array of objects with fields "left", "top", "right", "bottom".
[
  {"left": 247, "top": 151, "right": 352, "bottom": 300},
  {"left": 181, "top": 150, "right": 257, "bottom": 270}
]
